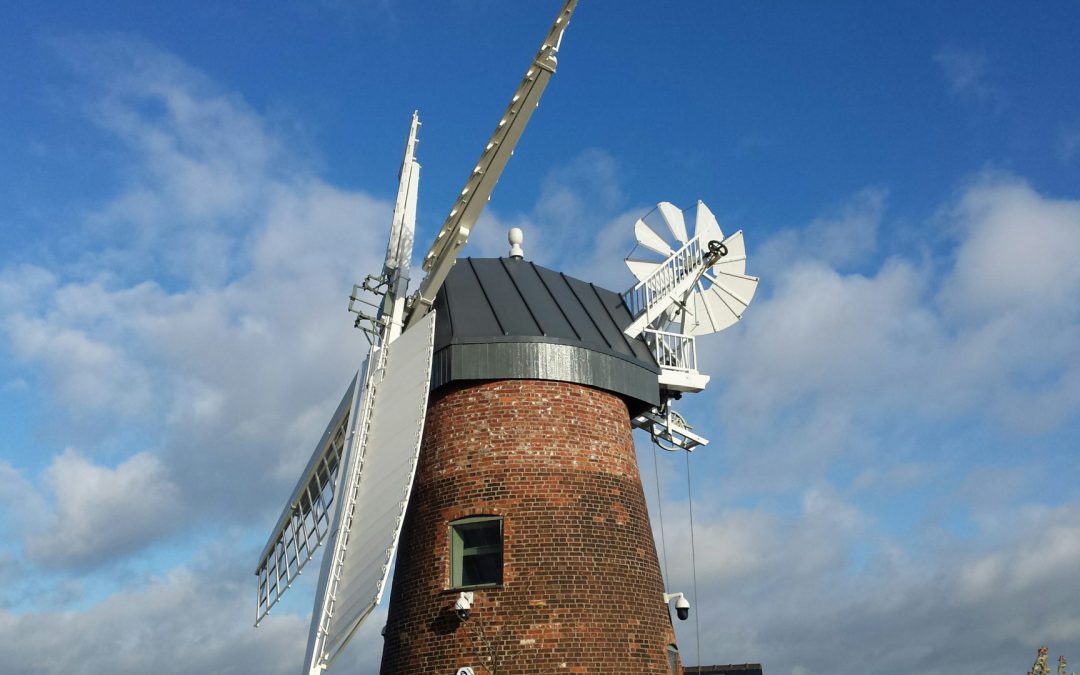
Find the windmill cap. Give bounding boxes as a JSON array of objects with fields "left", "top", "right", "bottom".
[{"left": 429, "top": 257, "right": 662, "bottom": 413}]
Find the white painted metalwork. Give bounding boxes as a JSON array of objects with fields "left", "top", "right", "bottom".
[
  {"left": 254, "top": 374, "right": 358, "bottom": 626},
  {"left": 623, "top": 200, "right": 759, "bottom": 338},
  {"left": 382, "top": 111, "right": 421, "bottom": 344},
  {"left": 643, "top": 328, "right": 709, "bottom": 393},
  {"left": 348, "top": 112, "right": 422, "bottom": 345},
  {"left": 405, "top": 0, "right": 578, "bottom": 328},
  {"left": 644, "top": 328, "right": 698, "bottom": 372},
  {"left": 625, "top": 200, "right": 762, "bottom": 449},
  {"left": 632, "top": 407, "right": 709, "bottom": 452},
  {"left": 623, "top": 234, "right": 708, "bottom": 338},
  {"left": 303, "top": 311, "right": 437, "bottom": 674},
  {"left": 258, "top": 110, "right": 424, "bottom": 634}
]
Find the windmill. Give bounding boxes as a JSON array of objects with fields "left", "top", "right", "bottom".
[{"left": 254, "top": 2, "right": 759, "bottom": 673}]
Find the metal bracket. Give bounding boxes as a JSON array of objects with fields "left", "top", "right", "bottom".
[
  {"left": 632, "top": 405, "right": 709, "bottom": 452},
  {"left": 348, "top": 276, "right": 389, "bottom": 340}
]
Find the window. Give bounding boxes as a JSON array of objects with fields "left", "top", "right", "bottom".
[
  {"left": 450, "top": 516, "right": 503, "bottom": 588},
  {"left": 667, "top": 644, "right": 679, "bottom": 674}
]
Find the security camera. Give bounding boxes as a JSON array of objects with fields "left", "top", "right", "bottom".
[
  {"left": 674, "top": 594, "right": 690, "bottom": 621},
  {"left": 664, "top": 592, "right": 690, "bottom": 621},
  {"left": 454, "top": 592, "right": 473, "bottom": 621}
]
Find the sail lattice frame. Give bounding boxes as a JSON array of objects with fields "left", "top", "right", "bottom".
[{"left": 255, "top": 379, "right": 356, "bottom": 625}]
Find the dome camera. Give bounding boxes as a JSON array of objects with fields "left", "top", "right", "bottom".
[
  {"left": 674, "top": 594, "right": 690, "bottom": 621},
  {"left": 664, "top": 591, "right": 690, "bottom": 621},
  {"left": 454, "top": 591, "right": 473, "bottom": 621}
]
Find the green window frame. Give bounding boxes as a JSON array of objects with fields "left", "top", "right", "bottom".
[{"left": 450, "top": 516, "right": 503, "bottom": 589}]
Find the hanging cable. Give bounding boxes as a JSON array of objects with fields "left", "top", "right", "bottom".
[
  {"left": 652, "top": 442, "right": 670, "bottom": 583},
  {"left": 685, "top": 450, "right": 701, "bottom": 669}
]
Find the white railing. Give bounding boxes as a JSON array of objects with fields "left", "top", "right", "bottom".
[
  {"left": 644, "top": 328, "right": 697, "bottom": 372},
  {"left": 623, "top": 235, "right": 703, "bottom": 321}
]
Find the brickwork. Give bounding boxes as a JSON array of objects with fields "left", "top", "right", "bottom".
[{"left": 380, "top": 379, "right": 680, "bottom": 674}]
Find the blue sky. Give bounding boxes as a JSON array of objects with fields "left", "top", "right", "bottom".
[{"left": 2, "top": 2, "right": 1079, "bottom": 674}]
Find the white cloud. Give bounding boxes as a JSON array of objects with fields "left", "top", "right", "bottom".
[
  {"left": 0, "top": 265, "right": 57, "bottom": 312},
  {"left": 718, "top": 257, "right": 934, "bottom": 410},
  {"left": 0, "top": 461, "right": 49, "bottom": 534},
  {"left": 849, "top": 462, "right": 936, "bottom": 494},
  {"left": 934, "top": 46, "right": 1002, "bottom": 104},
  {"left": 0, "top": 563, "right": 307, "bottom": 675},
  {"left": 758, "top": 186, "right": 886, "bottom": 271},
  {"left": 938, "top": 176, "right": 1080, "bottom": 431},
  {"left": 706, "top": 176, "right": 1080, "bottom": 493},
  {"left": 0, "top": 34, "right": 390, "bottom": 561},
  {"left": 24, "top": 450, "right": 181, "bottom": 568},
  {"left": 656, "top": 491, "right": 1080, "bottom": 675},
  {"left": 5, "top": 311, "right": 153, "bottom": 419},
  {"left": 941, "top": 176, "right": 1080, "bottom": 320}
]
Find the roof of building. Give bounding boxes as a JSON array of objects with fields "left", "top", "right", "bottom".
[
  {"left": 429, "top": 257, "right": 660, "bottom": 410},
  {"left": 683, "top": 665, "right": 764, "bottom": 675},
  {"left": 432, "top": 257, "right": 655, "bottom": 364}
]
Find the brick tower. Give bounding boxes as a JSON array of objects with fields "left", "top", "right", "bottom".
[{"left": 379, "top": 257, "right": 682, "bottom": 674}]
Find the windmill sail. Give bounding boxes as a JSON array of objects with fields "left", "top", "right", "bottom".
[
  {"left": 381, "top": 111, "right": 421, "bottom": 344},
  {"left": 254, "top": 373, "right": 359, "bottom": 626},
  {"left": 255, "top": 112, "right": 423, "bottom": 628},
  {"left": 405, "top": 0, "right": 578, "bottom": 327},
  {"left": 303, "top": 310, "right": 437, "bottom": 674}
]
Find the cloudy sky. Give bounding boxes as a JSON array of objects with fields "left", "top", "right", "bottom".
[{"left": 2, "top": 1, "right": 1079, "bottom": 673}]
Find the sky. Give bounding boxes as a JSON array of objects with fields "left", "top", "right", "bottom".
[{"left": 1, "top": 1, "right": 1079, "bottom": 673}]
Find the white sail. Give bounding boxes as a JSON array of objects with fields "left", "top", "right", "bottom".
[{"left": 303, "top": 311, "right": 437, "bottom": 674}]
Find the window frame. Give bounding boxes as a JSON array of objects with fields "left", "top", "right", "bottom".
[{"left": 449, "top": 515, "right": 504, "bottom": 589}]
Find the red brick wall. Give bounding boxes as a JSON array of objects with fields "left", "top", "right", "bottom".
[{"left": 380, "top": 379, "right": 680, "bottom": 674}]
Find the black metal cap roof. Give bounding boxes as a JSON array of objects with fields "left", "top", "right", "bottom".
[
  {"left": 429, "top": 257, "right": 660, "bottom": 411},
  {"left": 432, "top": 258, "right": 655, "bottom": 363}
]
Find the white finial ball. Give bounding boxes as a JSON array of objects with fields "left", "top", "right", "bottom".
[{"left": 508, "top": 227, "right": 524, "bottom": 259}]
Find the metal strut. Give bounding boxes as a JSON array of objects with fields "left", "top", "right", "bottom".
[{"left": 633, "top": 402, "right": 709, "bottom": 452}]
